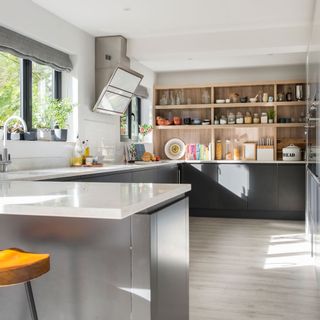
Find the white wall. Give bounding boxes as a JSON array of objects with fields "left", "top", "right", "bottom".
[{"left": 156, "top": 65, "right": 306, "bottom": 86}]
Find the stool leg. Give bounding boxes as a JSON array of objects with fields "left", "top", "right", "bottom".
[{"left": 25, "top": 281, "right": 39, "bottom": 320}]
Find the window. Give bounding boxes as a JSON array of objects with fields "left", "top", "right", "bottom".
[
  {"left": 0, "top": 52, "right": 21, "bottom": 125},
  {"left": 120, "top": 97, "right": 141, "bottom": 142},
  {"left": 0, "top": 51, "right": 62, "bottom": 129}
]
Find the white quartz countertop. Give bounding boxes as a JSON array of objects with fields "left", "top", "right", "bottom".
[
  {"left": 0, "top": 161, "right": 178, "bottom": 181},
  {"left": 0, "top": 181, "right": 190, "bottom": 219}
]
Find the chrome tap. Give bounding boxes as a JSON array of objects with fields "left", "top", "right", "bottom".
[{"left": 1, "top": 116, "right": 27, "bottom": 172}]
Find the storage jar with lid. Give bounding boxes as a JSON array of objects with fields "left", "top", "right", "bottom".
[
  {"left": 233, "top": 139, "right": 241, "bottom": 160},
  {"left": 253, "top": 113, "right": 260, "bottom": 124},
  {"left": 244, "top": 112, "right": 252, "bottom": 124},
  {"left": 261, "top": 112, "right": 268, "bottom": 124},
  {"left": 282, "top": 144, "right": 301, "bottom": 161},
  {"left": 220, "top": 115, "right": 227, "bottom": 125},
  {"left": 225, "top": 139, "right": 233, "bottom": 160},
  {"left": 228, "top": 112, "right": 235, "bottom": 124},
  {"left": 236, "top": 112, "right": 244, "bottom": 124}
]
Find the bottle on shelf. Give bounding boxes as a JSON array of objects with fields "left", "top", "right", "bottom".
[
  {"left": 72, "top": 135, "right": 83, "bottom": 166},
  {"left": 233, "top": 139, "right": 241, "bottom": 160}
]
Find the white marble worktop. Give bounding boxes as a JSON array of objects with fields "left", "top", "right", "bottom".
[
  {"left": 0, "top": 181, "right": 190, "bottom": 219},
  {"left": 0, "top": 161, "right": 177, "bottom": 181}
]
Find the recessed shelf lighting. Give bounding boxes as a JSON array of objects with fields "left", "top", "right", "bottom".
[{"left": 123, "top": 7, "right": 131, "bottom": 11}]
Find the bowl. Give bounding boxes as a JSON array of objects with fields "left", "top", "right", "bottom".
[
  {"left": 240, "top": 97, "right": 248, "bottom": 103},
  {"left": 192, "top": 118, "right": 202, "bottom": 125},
  {"left": 216, "top": 99, "right": 225, "bottom": 104},
  {"left": 249, "top": 98, "right": 257, "bottom": 103}
]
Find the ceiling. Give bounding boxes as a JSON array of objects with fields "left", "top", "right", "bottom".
[{"left": 32, "top": 0, "right": 315, "bottom": 72}]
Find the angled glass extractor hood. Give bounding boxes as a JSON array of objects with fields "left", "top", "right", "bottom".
[{"left": 93, "top": 66, "right": 143, "bottom": 115}]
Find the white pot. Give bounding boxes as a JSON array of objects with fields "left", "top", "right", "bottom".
[{"left": 282, "top": 144, "right": 301, "bottom": 161}]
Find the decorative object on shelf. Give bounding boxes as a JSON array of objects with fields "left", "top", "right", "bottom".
[
  {"left": 277, "top": 92, "right": 285, "bottom": 101},
  {"left": 185, "top": 143, "right": 210, "bottom": 160},
  {"left": 295, "top": 84, "right": 304, "bottom": 101},
  {"left": 202, "top": 119, "right": 211, "bottom": 125},
  {"left": 127, "top": 143, "right": 137, "bottom": 163},
  {"left": 268, "top": 96, "right": 274, "bottom": 102},
  {"left": 260, "top": 112, "right": 268, "bottom": 124},
  {"left": 253, "top": 113, "right": 260, "bottom": 124},
  {"left": 187, "top": 97, "right": 192, "bottom": 104},
  {"left": 257, "top": 90, "right": 263, "bottom": 102},
  {"left": 225, "top": 99, "right": 231, "bottom": 103},
  {"left": 225, "top": 139, "right": 233, "bottom": 160},
  {"left": 215, "top": 140, "right": 222, "bottom": 160},
  {"left": 176, "top": 91, "right": 181, "bottom": 105},
  {"left": 201, "top": 90, "right": 210, "bottom": 104},
  {"left": 169, "top": 91, "right": 175, "bottom": 105},
  {"left": 249, "top": 97, "right": 257, "bottom": 103},
  {"left": 243, "top": 142, "right": 257, "bottom": 160},
  {"left": 173, "top": 116, "right": 182, "bottom": 125},
  {"left": 240, "top": 96, "right": 248, "bottom": 103},
  {"left": 286, "top": 90, "right": 293, "bottom": 101},
  {"left": 245, "top": 112, "right": 253, "bottom": 124},
  {"left": 230, "top": 93, "right": 240, "bottom": 103},
  {"left": 139, "top": 124, "right": 153, "bottom": 142},
  {"left": 227, "top": 112, "right": 235, "bottom": 124},
  {"left": 164, "top": 138, "right": 186, "bottom": 160},
  {"left": 214, "top": 116, "right": 219, "bottom": 125},
  {"left": 216, "top": 99, "right": 225, "bottom": 104},
  {"left": 262, "top": 93, "right": 268, "bottom": 102},
  {"left": 236, "top": 112, "right": 244, "bottom": 124},
  {"left": 282, "top": 144, "right": 301, "bottom": 161},
  {"left": 183, "top": 117, "right": 192, "bottom": 125},
  {"left": 299, "top": 111, "right": 306, "bottom": 123},
  {"left": 267, "top": 110, "right": 275, "bottom": 123}
]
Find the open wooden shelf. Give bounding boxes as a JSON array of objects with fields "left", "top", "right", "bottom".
[
  {"left": 153, "top": 80, "right": 307, "bottom": 160},
  {"left": 156, "top": 123, "right": 305, "bottom": 130}
]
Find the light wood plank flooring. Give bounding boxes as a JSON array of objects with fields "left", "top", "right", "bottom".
[{"left": 190, "top": 218, "right": 320, "bottom": 320}]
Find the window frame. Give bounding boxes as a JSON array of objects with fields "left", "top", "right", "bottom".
[
  {"left": 120, "top": 96, "right": 141, "bottom": 142},
  {"left": 18, "top": 58, "right": 62, "bottom": 130}
]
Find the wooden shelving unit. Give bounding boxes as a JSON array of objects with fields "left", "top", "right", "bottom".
[{"left": 153, "top": 80, "right": 307, "bottom": 161}]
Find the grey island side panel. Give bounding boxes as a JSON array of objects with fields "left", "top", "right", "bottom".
[{"left": 0, "top": 196, "right": 189, "bottom": 320}]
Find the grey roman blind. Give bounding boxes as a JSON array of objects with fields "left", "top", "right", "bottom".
[{"left": 0, "top": 26, "right": 73, "bottom": 72}]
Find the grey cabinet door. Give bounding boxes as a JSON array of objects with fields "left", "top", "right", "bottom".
[
  {"left": 216, "top": 164, "right": 248, "bottom": 210},
  {"left": 247, "top": 164, "right": 276, "bottom": 211},
  {"left": 131, "top": 168, "right": 157, "bottom": 183},
  {"left": 277, "top": 165, "right": 305, "bottom": 211},
  {"left": 156, "top": 165, "right": 179, "bottom": 183},
  {"left": 180, "top": 163, "right": 217, "bottom": 209}
]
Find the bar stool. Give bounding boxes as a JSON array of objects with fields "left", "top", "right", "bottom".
[{"left": 0, "top": 248, "right": 50, "bottom": 320}]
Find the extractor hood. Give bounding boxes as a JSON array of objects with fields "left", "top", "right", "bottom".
[{"left": 93, "top": 36, "right": 145, "bottom": 116}]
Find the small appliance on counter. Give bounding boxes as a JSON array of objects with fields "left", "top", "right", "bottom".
[{"left": 282, "top": 144, "right": 301, "bottom": 161}]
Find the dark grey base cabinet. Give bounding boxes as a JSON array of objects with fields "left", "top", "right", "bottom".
[{"left": 181, "top": 163, "right": 305, "bottom": 220}]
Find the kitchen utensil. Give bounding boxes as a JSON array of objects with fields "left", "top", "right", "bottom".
[
  {"left": 240, "top": 97, "right": 248, "bottom": 103},
  {"left": 184, "top": 117, "right": 191, "bottom": 125},
  {"left": 192, "top": 118, "right": 202, "bottom": 125},
  {"left": 282, "top": 144, "right": 301, "bottom": 161},
  {"left": 164, "top": 138, "right": 186, "bottom": 160},
  {"left": 249, "top": 97, "right": 257, "bottom": 103}
]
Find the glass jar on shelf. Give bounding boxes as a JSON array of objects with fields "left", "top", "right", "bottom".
[
  {"left": 220, "top": 115, "right": 227, "bottom": 125},
  {"left": 215, "top": 140, "right": 222, "bottom": 160},
  {"left": 260, "top": 112, "right": 268, "bottom": 124},
  {"left": 228, "top": 112, "right": 235, "bottom": 124},
  {"left": 253, "top": 113, "right": 260, "bottom": 124},
  {"left": 244, "top": 111, "right": 252, "bottom": 124},
  {"left": 201, "top": 89, "right": 210, "bottom": 104},
  {"left": 233, "top": 139, "right": 241, "bottom": 160},
  {"left": 225, "top": 139, "right": 233, "bottom": 160},
  {"left": 236, "top": 111, "right": 244, "bottom": 124}
]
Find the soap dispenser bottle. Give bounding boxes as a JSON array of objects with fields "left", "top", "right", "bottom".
[{"left": 72, "top": 135, "right": 83, "bottom": 166}]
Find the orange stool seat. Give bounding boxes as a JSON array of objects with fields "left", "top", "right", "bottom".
[{"left": 0, "top": 248, "right": 50, "bottom": 286}]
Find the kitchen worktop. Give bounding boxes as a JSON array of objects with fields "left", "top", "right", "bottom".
[
  {"left": 0, "top": 181, "right": 190, "bottom": 219},
  {"left": 0, "top": 161, "right": 178, "bottom": 181}
]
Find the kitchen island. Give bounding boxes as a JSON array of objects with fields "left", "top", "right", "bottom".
[{"left": 0, "top": 180, "right": 190, "bottom": 320}]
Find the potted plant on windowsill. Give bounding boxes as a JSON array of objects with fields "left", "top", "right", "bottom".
[{"left": 33, "top": 99, "right": 73, "bottom": 141}]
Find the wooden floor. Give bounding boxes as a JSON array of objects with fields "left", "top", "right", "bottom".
[{"left": 190, "top": 218, "right": 320, "bottom": 320}]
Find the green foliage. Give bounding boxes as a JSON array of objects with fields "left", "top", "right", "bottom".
[
  {"left": 0, "top": 52, "right": 20, "bottom": 126},
  {"left": 267, "top": 109, "right": 275, "bottom": 120},
  {"left": 35, "top": 98, "right": 73, "bottom": 129}
]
